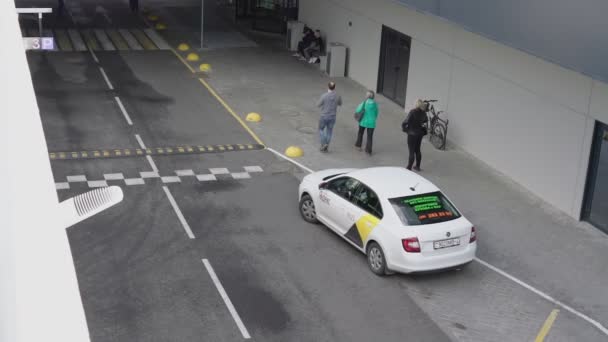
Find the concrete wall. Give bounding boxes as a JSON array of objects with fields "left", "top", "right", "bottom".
[{"left": 300, "top": 0, "right": 607, "bottom": 219}]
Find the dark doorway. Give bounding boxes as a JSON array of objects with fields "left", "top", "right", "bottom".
[
  {"left": 582, "top": 121, "right": 608, "bottom": 234},
  {"left": 377, "top": 26, "right": 411, "bottom": 107}
]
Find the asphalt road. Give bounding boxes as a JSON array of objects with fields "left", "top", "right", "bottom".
[{"left": 24, "top": 0, "right": 607, "bottom": 341}]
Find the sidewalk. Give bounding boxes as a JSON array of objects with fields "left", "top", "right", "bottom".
[{"left": 149, "top": 1, "right": 608, "bottom": 336}]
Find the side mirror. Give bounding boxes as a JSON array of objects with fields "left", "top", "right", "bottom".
[{"left": 319, "top": 182, "right": 328, "bottom": 190}]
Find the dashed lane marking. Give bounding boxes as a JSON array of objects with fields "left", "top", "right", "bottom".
[
  {"left": 49, "top": 144, "right": 265, "bottom": 160},
  {"left": 535, "top": 309, "right": 559, "bottom": 342}
]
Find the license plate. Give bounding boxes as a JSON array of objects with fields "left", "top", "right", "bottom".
[{"left": 433, "top": 238, "right": 460, "bottom": 250}]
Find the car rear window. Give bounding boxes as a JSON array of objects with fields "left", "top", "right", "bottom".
[{"left": 390, "top": 192, "right": 461, "bottom": 226}]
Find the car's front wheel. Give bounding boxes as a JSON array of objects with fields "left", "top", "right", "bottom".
[
  {"left": 367, "top": 242, "right": 388, "bottom": 276},
  {"left": 299, "top": 194, "right": 318, "bottom": 224}
]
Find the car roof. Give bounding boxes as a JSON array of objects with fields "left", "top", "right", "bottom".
[{"left": 347, "top": 167, "right": 439, "bottom": 199}]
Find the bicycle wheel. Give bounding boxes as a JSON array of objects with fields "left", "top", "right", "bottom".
[{"left": 430, "top": 122, "right": 447, "bottom": 150}]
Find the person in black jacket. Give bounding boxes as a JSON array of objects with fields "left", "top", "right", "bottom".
[{"left": 402, "top": 99, "right": 429, "bottom": 171}]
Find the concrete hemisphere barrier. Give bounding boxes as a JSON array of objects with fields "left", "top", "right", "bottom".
[
  {"left": 285, "top": 146, "right": 304, "bottom": 158},
  {"left": 155, "top": 23, "right": 167, "bottom": 30},
  {"left": 186, "top": 53, "right": 200, "bottom": 61},
  {"left": 246, "top": 112, "right": 262, "bottom": 122},
  {"left": 178, "top": 43, "right": 190, "bottom": 51},
  {"left": 199, "top": 63, "right": 211, "bottom": 72},
  {"left": 148, "top": 14, "right": 159, "bottom": 21}
]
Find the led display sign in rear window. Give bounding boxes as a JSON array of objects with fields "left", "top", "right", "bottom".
[{"left": 390, "top": 191, "right": 461, "bottom": 225}]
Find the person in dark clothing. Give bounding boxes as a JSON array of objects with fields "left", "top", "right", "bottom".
[
  {"left": 294, "top": 27, "right": 314, "bottom": 58},
  {"left": 402, "top": 99, "right": 429, "bottom": 171}
]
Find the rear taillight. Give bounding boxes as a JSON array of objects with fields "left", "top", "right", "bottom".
[
  {"left": 402, "top": 237, "right": 421, "bottom": 253},
  {"left": 469, "top": 227, "right": 477, "bottom": 243}
]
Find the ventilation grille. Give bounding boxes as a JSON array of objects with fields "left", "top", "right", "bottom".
[{"left": 73, "top": 186, "right": 121, "bottom": 217}]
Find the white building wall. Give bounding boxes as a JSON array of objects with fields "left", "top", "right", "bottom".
[{"left": 300, "top": 0, "right": 607, "bottom": 218}]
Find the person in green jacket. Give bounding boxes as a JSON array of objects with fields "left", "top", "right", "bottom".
[{"left": 354, "top": 90, "right": 379, "bottom": 155}]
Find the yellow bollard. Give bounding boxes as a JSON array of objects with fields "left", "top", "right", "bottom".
[
  {"left": 285, "top": 146, "right": 304, "bottom": 158},
  {"left": 186, "top": 53, "right": 200, "bottom": 61},
  {"left": 199, "top": 63, "right": 211, "bottom": 72},
  {"left": 246, "top": 113, "right": 262, "bottom": 122},
  {"left": 178, "top": 43, "right": 190, "bottom": 51},
  {"left": 155, "top": 23, "right": 166, "bottom": 30},
  {"left": 148, "top": 14, "right": 158, "bottom": 21}
]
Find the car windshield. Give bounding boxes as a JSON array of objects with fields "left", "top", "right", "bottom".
[{"left": 390, "top": 191, "right": 461, "bottom": 226}]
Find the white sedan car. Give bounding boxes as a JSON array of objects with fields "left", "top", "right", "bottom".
[{"left": 298, "top": 167, "right": 477, "bottom": 275}]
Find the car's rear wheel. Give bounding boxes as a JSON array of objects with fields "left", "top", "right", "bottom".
[
  {"left": 299, "top": 194, "right": 318, "bottom": 223},
  {"left": 367, "top": 242, "right": 387, "bottom": 276}
]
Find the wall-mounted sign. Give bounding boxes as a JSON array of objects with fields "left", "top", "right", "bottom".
[{"left": 23, "top": 37, "right": 55, "bottom": 50}]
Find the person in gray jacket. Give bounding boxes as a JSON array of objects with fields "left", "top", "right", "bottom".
[{"left": 317, "top": 81, "right": 342, "bottom": 152}]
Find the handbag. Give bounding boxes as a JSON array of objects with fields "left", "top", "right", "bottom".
[{"left": 354, "top": 100, "right": 366, "bottom": 122}]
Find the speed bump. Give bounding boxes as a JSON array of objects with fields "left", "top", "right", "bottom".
[
  {"left": 285, "top": 146, "right": 304, "bottom": 158},
  {"left": 49, "top": 143, "right": 265, "bottom": 160},
  {"left": 178, "top": 43, "right": 190, "bottom": 51},
  {"left": 246, "top": 112, "right": 262, "bottom": 122},
  {"left": 155, "top": 23, "right": 167, "bottom": 30},
  {"left": 199, "top": 63, "right": 211, "bottom": 72},
  {"left": 186, "top": 53, "right": 199, "bottom": 61}
]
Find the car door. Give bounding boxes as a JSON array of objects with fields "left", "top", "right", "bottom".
[
  {"left": 343, "top": 184, "right": 384, "bottom": 249},
  {"left": 317, "top": 177, "right": 361, "bottom": 233}
]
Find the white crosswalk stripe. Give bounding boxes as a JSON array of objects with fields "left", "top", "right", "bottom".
[
  {"left": 68, "top": 29, "right": 87, "bottom": 51},
  {"left": 94, "top": 29, "right": 116, "bottom": 51},
  {"left": 118, "top": 29, "right": 143, "bottom": 50},
  {"left": 21, "top": 27, "right": 171, "bottom": 52}
]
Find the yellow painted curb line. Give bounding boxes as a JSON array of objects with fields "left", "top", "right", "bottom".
[
  {"left": 285, "top": 146, "right": 303, "bottom": 158},
  {"left": 198, "top": 78, "right": 265, "bottom": 146},
  {"left": 199, "top": 63, "right": 211, "bottom": 72},
  {"left": 148, "top": 15, "right": 158, "bottom": 21},
  {"left": 535, "top": 309, "right": 559, "bottom": 342},
  {"left": 178, "top": 43, "right": 190, "bottom": 51},
  {"left": 186, "top": 52, "right": 200, "bottom": 61},
  {"left": 155, "top": 23, "right": 166, "bottom": 30},
  {"left": 246, "top": 112, "right": 262, "bottom": 122}
]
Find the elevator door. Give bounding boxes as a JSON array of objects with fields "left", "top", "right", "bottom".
[{"left": 378, "top": 26, "right": 411, "bottom": 107}]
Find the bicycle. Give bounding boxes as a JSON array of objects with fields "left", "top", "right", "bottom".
[{"left": 423, "top": 99, "right": 449, "bottom": 150}]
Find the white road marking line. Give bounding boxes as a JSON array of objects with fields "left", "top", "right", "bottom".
[
  {"left": 266, "top": 148, "right": 314, "bottom": 173},
  {"left": 104, "top": 173, "right": 125, "bottom": 180},
  {"left": 146, "top": 155, "right": 159, "bottom": 173},
  {"left": 162, "top": 186, "right": 195, "bottom": 239},
  {"left": 231, "top": 172, "right": 251, "bottom": 180},
  {"left": 55, "top": 182, "right": 70, "bottom": 190},
  {"left": 99, "top": 67, "right": 114, "bottom": 90},
  {"left": 135, "top": 134, "right": 147, "bottom": 149},
  {"left": 202, "top": 259, "right": 251, "bottom": 339},
  {"left": 176, "top": 169, "right": 195, "bottom": 177},
  {"left": 134, "top": 134, "right": 159, "bottom": 174},
  {"left": 140, "top": 171, "right": 160, "bottom": 178},
  {"left": 87, "top": 180, "right": 108, "bottom": 188},
  {"left": 196, "top": 174, "right": 217, "bottom": 182},
  {"left": 88, "top": 46, "right": 100, "bottom": 63},
  {"left": 475, "top": 258, "right": 608, "bottom": 336},
  {"left": 114, "top": 97, "right": 133, "bottom": 125},
  {"left": 67, "top": 175, "right": 87, "bottom": 182},
  {"left": 125, "top": 178, "right": 145, "bottom": 186},
  {"left": 161, "top": 176, "right": 181, "bottom": 184},
  {"left": 268, "top": 147, "right": 608, "bottom": 337},
  {"left": 244, "top": 166, "right": 263, "bottom": 173},
  {"left": 210, "top": 168, "right": 230, "bottom": 175}
]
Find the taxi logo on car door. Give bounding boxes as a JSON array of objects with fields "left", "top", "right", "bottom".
[{"left": 344, "top": 214, "right": 380, "bottom": 248}]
